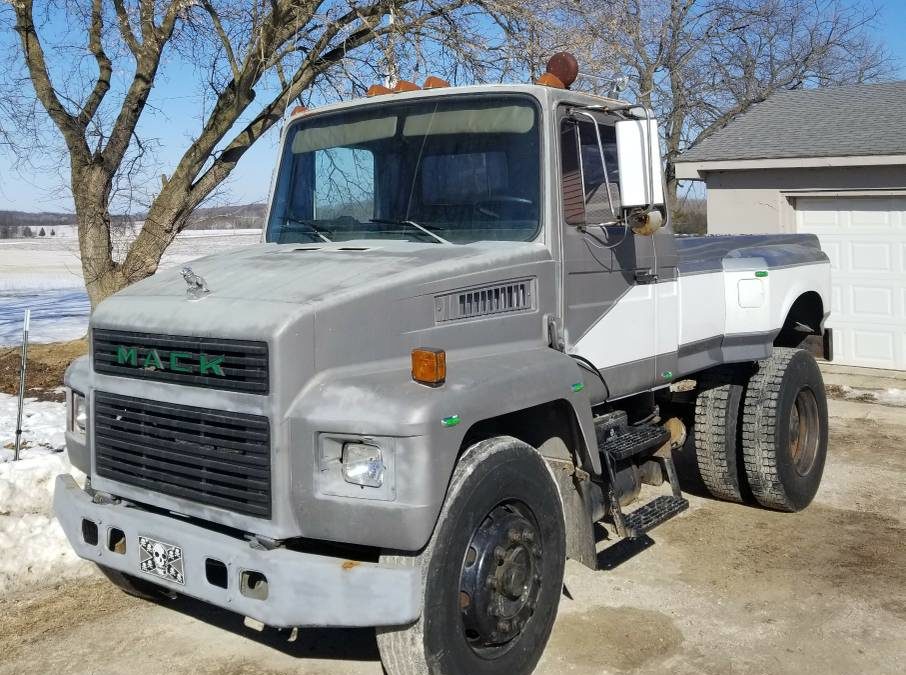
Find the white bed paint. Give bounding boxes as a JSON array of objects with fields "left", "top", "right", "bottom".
[
  {"left": 677, "top": 272, "right": 725, "bottom": 344},
  {"left": 573, "top": 262, "right": 831, "bottom": 370},
  {"left": 571, "top": 283, "right": 656, "bottom": 368}
]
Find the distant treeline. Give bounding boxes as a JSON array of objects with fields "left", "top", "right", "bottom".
[{"left": 0, "top": 203, "right": 266, "bottom": 238}]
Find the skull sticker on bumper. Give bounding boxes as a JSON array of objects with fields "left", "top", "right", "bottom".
[{"left": 139, "top": 536, "right": 185, "bottom": 585}]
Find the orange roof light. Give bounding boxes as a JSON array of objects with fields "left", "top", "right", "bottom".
[
  {"left": 393, "top": 80, "right": 420, "bottom": 93},
  {"left": 412, "top": 348, "right": 446, "bottom": 387},
  {"left": 423, "top": 75, "right": 450, "bottom": 90},
  {"left": 367, "top": 84, "right": 393, "bottom": 97},
  {"left": 290, "top": 105, "right": 307, "bottom": 116},
  {"left": 535, "top": 72, "right": 565, "bottom": 89}
]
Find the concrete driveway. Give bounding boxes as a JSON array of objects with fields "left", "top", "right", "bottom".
[{"left": 2, "top": 397, "right": 905, "bottom": 675}]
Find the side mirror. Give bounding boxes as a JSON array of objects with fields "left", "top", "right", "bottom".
[{"left": 615, "top": 115, "right": 665, "bottom": 223}]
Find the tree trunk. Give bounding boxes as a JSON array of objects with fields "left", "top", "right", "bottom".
[
  {"left": 72, "top": 167, "right": 127, "bottom": 309},
  {"left": 665, "top": 161, "right": 678, "bottom": 205}
]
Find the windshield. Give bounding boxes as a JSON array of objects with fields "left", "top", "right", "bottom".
[{"left": 266, "top": 95, "right": 541, "bottom": 245}]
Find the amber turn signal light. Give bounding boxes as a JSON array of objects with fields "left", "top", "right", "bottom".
[
  {"left": 367, "top": 84, "right": 392, "bottom": 97},
  {"left": 290, "top": 105, "right": 307, "bottom": 115},
  {"left": 535, "top": 72, "right": 565, "bottom": 89},
  {"left": 412, "top": 348, "right": 446, "bottom": 387},
  {"left": 393, "top": 79, "right": 420, "bottom": 93},
  {"left": 423, "top": 75, "right": 450, "bottom": 89}
]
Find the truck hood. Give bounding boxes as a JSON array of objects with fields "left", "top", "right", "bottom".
[{"left": 92, "top": 239, "right": 551, "bottom": 338}]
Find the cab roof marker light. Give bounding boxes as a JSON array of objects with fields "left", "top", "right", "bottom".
[
  {"left": 367, "top": 84, "right": 392, "bottom": 97},
  {"left": 441, "top": 414, "right": 461, "bottom": 428},
  {"left": 392, "top": 80, "right": 420, "bottom": 93},
  {"left": 423, "top": 75, "right": 450, "bottom": 89}
]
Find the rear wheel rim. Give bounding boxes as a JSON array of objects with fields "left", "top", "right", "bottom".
[
  {"left": 459, "top": 500, "right": 543, "bottom": 659},
  {"left": 789, "top": 387, "right": 820, "bottom": 476}
]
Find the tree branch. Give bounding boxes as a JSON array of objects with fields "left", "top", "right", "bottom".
[
  {"left": 79, "top": 0, "right": 113, "bottom": 128},
  {"left": 201, "top": 0, "right": 242, "bottom": 81},
  {"left": 11, "top": 0, "right": 89, "bottom": 160},
  {"left": 112, "top": 0, "right": 142, "bottom": 54}
]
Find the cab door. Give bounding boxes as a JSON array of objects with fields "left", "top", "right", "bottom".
[{"left": 558, "top": 110, "right": 659, "bottom": 400}]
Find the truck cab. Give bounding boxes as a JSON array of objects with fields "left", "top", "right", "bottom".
[{"left": 57, "top": 55, "right": 832, "bottom": 675}]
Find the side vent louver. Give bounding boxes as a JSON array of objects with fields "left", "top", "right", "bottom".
[{"left": 435, "top": 279, "right": 536, "bottom": 323}]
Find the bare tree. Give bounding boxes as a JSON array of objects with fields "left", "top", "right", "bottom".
[
  {"left": 2, "top": 0, "right": 524, "bottom": 307},
  {"left": 518, "top": 0, "right": 891, "bottom": 201}
]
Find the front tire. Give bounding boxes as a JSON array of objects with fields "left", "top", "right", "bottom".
[
  {"left": 741, "top": 347, "right": 828, "bottom": 511},
  {"left": 376, "top": 436, "right": 566, "bottom": 675}
]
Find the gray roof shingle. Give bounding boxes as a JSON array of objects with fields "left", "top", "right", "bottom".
[{"left": 677, "top": 81, "right": 906, "bottom": 163}]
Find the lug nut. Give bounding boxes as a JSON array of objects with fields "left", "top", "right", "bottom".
[
  {"left": 486, "top": 575, "right": 498, "bottom": 590},
  {"left": 497, "top": 620, "right": 510, "bottom": 633},
  {"left": 508, "top": 528, "right": 522, "bottom": 543},
  {"left": 494, "top": 545, "right": 506, "bottom": 563},
  {"left": 522, "top": 529, "right": 534, "bottom": 543}
]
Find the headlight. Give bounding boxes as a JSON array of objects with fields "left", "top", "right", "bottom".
[
  {"left": 69, "top": 390, "right": 87, "bottom": 436},
  {"left": 342, "top": 442, "right": 385, "bottom": 488}
]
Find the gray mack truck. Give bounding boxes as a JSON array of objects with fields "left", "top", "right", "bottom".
[{"left": 57, "top": 54, "right": 832, "bottom": 674}]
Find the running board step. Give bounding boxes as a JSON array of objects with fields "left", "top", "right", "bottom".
[
  {"left": 623, "top": 495, "right": 688, "bottom": 538},
  {"left": 600, "top": 424, "right": 671, "bottom": 461}
]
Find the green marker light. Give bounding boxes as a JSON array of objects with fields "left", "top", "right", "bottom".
[
  {"left": 755, "top": 270, "right": 768, "bottom": 278},
  {"left": 441, "top": 414, "right": 461, "bottom": 428},
  {"left": 571, "top": 382, "right": 585, "bottom": 392}
]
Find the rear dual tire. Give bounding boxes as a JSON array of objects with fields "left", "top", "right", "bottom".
[
  {"left": 741, "top": 347, "right": 828, "bottom": 511},
  {"left": 693, "top": 348, "right": 828, "bottom": 511},
  {"left": 693, "top": 367, "right": 749, "bottom": 503}
]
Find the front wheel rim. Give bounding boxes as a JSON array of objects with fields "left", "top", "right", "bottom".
[{"left": 458, "top": 500, "right": 543, "bottom": 658}]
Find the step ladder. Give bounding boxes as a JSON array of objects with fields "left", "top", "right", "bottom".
[{"left": 598, "top": 421, "right": 689, "bottom": 539}]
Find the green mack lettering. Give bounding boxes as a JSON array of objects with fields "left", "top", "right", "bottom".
[
  {"left": 116, "top": 346, "right": 137, "bottom": 366},
  {"left": 143, "top": 349, "right": 164, "bottom": 370},
  {"left": 200, "top": 354, "right": 225, "bottom": 376},
  {"left": 169, "top": 351, "right": 193, "bottom": 373}
]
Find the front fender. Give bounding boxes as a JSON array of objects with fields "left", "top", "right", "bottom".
[{"left": 284, "top": 347, "right": 598, "bottom": 551}]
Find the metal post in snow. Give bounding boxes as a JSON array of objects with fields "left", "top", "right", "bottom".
[{"left": 14, "top": 309, "right": 30, "bottom": 461}]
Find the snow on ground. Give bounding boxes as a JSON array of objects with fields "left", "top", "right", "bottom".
[
  {"left": 828, "top": 384, "right": 906, "bottom": 408},
  {"left": 0, "top": 229, "right": 261, "bottom": 346},
  {"left": 1, "top": 288, "right": 91, "bottom": 345},
  {"left": 0, "top": 392, "right": 90, "bottom": 594}
]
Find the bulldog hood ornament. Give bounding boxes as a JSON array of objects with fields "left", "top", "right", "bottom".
[{"left": 181, "top": 266, "right": 210, "bottom": 300}]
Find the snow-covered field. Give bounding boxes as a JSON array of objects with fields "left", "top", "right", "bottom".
[
  {"left": 0, "top": 229, "right": 261, "bottom": 345},
  {"left": 0, "top": 393, "right": 90, "bottom": 595},
  {"left": 0, "top": 229, "right": 262, "bottom": 594}
]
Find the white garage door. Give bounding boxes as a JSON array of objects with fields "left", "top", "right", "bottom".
[{"left": 796, "top": 196, "right": 906, "bottom": 370}]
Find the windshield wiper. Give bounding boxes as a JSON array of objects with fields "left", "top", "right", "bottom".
[
  {"left": 283, "top": 217, "right": 332, "bottom": 242},
  {"left": 370, "top": 218, "right": 452, "bottom": 245}
]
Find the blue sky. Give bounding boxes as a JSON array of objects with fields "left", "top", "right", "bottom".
[{"left": 1, "top": 1, "right": 905, "bottom": 213}]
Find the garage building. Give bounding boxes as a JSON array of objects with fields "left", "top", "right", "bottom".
[{"left": 674, "top": 81, "right": 906, "bottom": 371}]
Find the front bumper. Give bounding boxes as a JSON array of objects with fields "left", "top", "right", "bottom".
[{"left": 53, "top": 474, "right": 421, "bottom": 628}]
